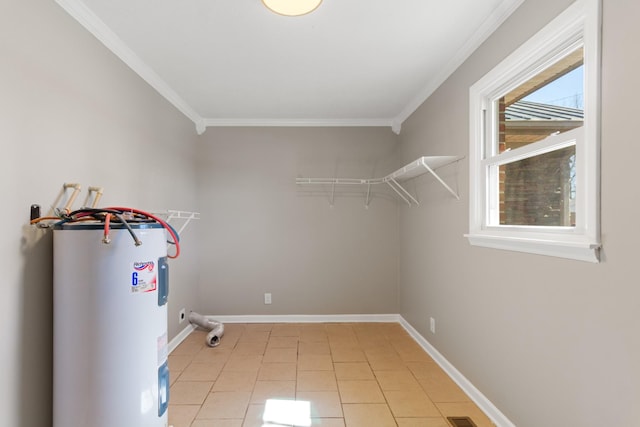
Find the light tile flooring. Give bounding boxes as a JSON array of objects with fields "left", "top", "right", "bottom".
[{"left": 168, "top": 323, "right": 494, "bottom": 427}]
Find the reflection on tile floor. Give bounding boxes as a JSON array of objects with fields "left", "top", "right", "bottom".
[{"left": 168, "top": 323, "right": 495, "bottom": 427}]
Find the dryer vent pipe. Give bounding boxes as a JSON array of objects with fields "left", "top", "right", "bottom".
[{"left": 188, "top": 312, "right": 224, "bottom": 347}]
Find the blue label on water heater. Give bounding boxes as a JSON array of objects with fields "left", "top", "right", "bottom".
[
  {"left": 158, "top": 361, "right": 169, "bottom": 417},
  {"left": 157, "top": 257, "right": 169, "bottom": 306}
]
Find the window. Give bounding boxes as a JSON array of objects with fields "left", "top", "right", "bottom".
[{"left": 467, "top": 0, "right": 601, "bottom": 262}]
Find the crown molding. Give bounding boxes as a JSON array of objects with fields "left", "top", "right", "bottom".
[
  {"left": 55, "top": 0, "right": 205, "bottom": 133},
  {"left": 53, "top": 0, "right": 396, "bottom": 135},
  {"left": 201, "top": 117, "right": 395, "bottom": 132},
  {"left": 392, "top": 0, "right": 526, "bottom": 129},
  {"left": 56, "top": 0, "right": 522, "bottom": 136}
]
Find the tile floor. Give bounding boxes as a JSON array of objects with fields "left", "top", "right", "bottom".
[{"left": 168, "top": 322, "right": 494, "bottom": 427}]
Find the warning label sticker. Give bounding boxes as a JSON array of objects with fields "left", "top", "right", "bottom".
[
  {"left": 131, "top": 261, "right": 157, "bottom": 293},
  {"left": 157, "top": 332, "right": 168, "bottom": 366}
]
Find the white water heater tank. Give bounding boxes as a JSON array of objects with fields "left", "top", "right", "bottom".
[{"left": 53, "top": 223, "right": 170, "bottom": 427}]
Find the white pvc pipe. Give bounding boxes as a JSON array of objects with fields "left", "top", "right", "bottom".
[
  {"left": 84, "top": 186, "right": 104, "bottom": 208},
  {"left": 63, "top": 183, "right": 81, "bottom": 213},
  {"left": 188, "top": 311, "right": 224, "bottom": 347}
]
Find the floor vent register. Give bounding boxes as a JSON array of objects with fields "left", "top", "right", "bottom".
[{"left": 447, "top": 416, "right": 478, "bottom": 427}]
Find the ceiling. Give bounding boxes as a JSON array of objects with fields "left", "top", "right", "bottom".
[{"left": 55, "top": 0, "right": 524, "bottom": 134}]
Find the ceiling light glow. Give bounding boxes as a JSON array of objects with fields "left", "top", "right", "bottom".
[{"left": 262, "top": 0, "right": 323, "bottom": 17}]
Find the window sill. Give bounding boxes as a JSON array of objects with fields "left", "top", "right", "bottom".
[{"left": 465, "top": 232, "right": 601, "bottom": 263}]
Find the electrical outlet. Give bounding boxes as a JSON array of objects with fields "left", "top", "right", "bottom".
[
  {"left": 430, "top": 317, "right": 436, "bottom": 334},
  {"left": 179, "top": 308, "right": 186, "bottom": 323},
  {"left": 264, "top": 293, "right": 272, "bottom": 305}
]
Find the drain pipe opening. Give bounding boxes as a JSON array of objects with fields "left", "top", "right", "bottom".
[{"left": 188, "top": 311, "right": 224, "bottom": 347}]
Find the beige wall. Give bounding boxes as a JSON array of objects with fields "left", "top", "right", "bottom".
[
  {"left": 196, "top": 127, "right": 399, "bottom": 316},
  {"left": 0, "top": 1, "right": 201, "bottom": 426},
  {"left": 398, "top": 0, "right": 640, "bottom": 425},
  {"left": 4, "top": 0, "right": 638, "bottom": 426}
]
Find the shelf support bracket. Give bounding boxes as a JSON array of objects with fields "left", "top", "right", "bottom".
[
  {"left": 385, "top": 180, "right": 411, "bottom": 206},
  {"left": 330, "top": 182, "right": 335, "bottom": 207},
  {"left": 295, "top": 156, "right": 463, "bottom": 207},
  {"left": 389, "top": 177, "right": 420, "bottom": 206},
  {"left": 365, "top": 183, "right": 372, "bottom": 208},
  {"left": 420, "top": 158, "right": 460, "bottom": 200}
]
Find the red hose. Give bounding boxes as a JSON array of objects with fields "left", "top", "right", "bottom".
[
  {"left": 104, "top": 207, "right": 180, "bottom": 259},
  {"left": 103, "top": 213, "right": 111, "bottom": 243}
]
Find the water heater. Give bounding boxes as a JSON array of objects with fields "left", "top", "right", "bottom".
[{"left": 53, "top": 222, "right": 170, "bottom": 427}]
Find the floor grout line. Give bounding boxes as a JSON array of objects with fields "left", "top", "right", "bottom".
[{"left": 168, "top": 322, "right": 493, "bottom": 427}]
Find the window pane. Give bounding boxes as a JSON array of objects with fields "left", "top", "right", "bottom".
[
  {"left": 497, "top": 48, "right": 584, "bottom": 153},
  {"left": 468, "top": 0, "right": 600, "bottom": 261},
  {"left": 498, "top": 145, "right": 576, "bottom": 226}
]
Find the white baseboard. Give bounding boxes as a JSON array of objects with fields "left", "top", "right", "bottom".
[
  {"left": 203, "top": 313, "right": 401, "bottom": 323},
  {"left": 168, "top": 323, "right": 196, "bottom": 354},
  {"left": 399, "top": 316, "right": 515, "bottom": 427},
  {"left": 168, "top": 314, "right": 398, "bottom": 353},
  {"left": 167, "top": 313, "right": 514, "bottom": 427}
]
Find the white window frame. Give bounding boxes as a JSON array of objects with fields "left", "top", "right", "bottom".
[{"left": 466, "top": 0, "right": 601, "bottom": 263}]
